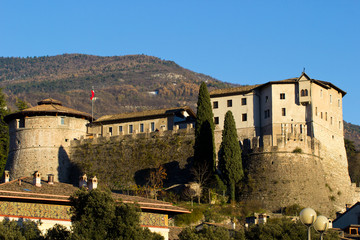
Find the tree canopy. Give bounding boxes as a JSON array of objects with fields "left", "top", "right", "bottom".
[
  {"left": 218, "top": 111, "right": 243, "bottom": 201},
  {"left": 0, "top": 88, "right": 9, "bottom": 177},
  {"left": 69, "top": 188, "right": 163, "bottom": 240},
  {"left": 194, "top": 82, "right": 215, "bottom": 171}
]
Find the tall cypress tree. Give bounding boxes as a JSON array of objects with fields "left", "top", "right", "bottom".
[
  {"left": 0, "top": 89, "right": 9, "bottom": 178},
  {"left": 218, "top": 111, "right": 243, "bottom": 201},
  {"left": 194, "top": 82, "right": 215, "bottom": 171}
]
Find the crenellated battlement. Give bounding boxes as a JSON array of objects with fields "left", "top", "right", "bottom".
[
  {"left": 234, "top": 131, "right": 321, "bottom": 157},
  {"left": 71, "top": 125, "right": 195, "bottom": 147}
]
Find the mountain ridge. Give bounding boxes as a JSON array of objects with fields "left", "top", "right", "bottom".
[{"left": 0, "top": 53, "right": 359, "bottom": 149}]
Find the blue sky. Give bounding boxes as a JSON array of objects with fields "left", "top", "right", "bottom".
[{"left": 1, "top": 1, "right": 359, "bottom": 124}]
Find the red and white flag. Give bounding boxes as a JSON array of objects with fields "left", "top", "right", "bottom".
[{"left": 90, "top": 90, "right": 95, "bottom": 100}]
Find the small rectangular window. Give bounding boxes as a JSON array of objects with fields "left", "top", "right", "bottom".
[
  {"left": 140, "top": 123, "right": 144, "bottom": 133},
  {"left": 330, "top": 117, "right": 333, "bottom": 125},
  {"left": 264, "top": 109, "right": 270, "bottom": 119},
  {"left": 119, "top": 126, "right": 123, "bottom": 133},
  {"left": 129, "top": 125, "right": 133, "bottom": 133},
  {"left": 242, "top": 113, "right": 247, "bottom": 121},
  {"left": 60, "top": 117, "right": 65, "bottom": 125},
  {"left": 265, "top": 96, "right": 269, "bottom": 103},
  {"left": 315, "top": 107, "right": 318, "bottom": 116},
  {"left": 109, "top": 127, "right": 113, "bottom": 136},
  {"left": 321, "top": 112, "right": 323, "bottom": 119},
  {"left": 282, "top": 108, "right": 286, "bottom": 116},
  {"left": 151, "top": 122, "right": 155, "bottom": 132},
  {"left": 19, "top": 118, "right": 25, "bottom": 128},
  {"left": 214, "top": 117, "right": 219, "bottom": 125},
  {"left": 325, "top": 112, "right": 327, "bottom": 121},
  {"left": 227, "top": 100, "right": 232, "bottom": 107},
  {"left": 241, "top": 98, "right": 247, "bottom": 105},
  {"left": 213, "top": 101, "right": 218, "bottom": 109},
  {"left": 280, "top": 93, "right": 285, "bottom": 99}
]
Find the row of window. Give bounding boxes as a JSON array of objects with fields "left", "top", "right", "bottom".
[
  {"left": 18, "top": 117, "right": 67, "bottom": 129},
  {"left": 213, "top": 98, "right": 247, "bottom": 109},
  {"left": 314, "top": 107, "right": 341, "bottom": 128},
  {"left": 109, "top": 122, "right": 156, "bottom": 135},
  {"left": 214, "top": 113, "right": 248, "bottom": 125},
  {"left": 214, "top": 91, "right": 340, "bottom": 110},
  {"left": 320, "top": 90, "right": 341, "bottom": 107}
]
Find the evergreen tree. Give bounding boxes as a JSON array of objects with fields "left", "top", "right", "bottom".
[
  {"left": 194, "top": 82, "right": 215, "bottom": 171},
  {"left": 15, "top": 98, "right": 30, "bottom": 111},
  {"left": 70, "top": 188, "right": 163, "bottom": 240},
  {"left": 218, "top": 111, "right": 243, "bottom": 201},
  {"left": 0, "top": 89, "right": 9, "bottom": 178}
]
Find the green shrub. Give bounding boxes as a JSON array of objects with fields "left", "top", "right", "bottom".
[
  {"left": 175, "top": 208, "right": 204, "bottom": 226},
  {"left": 292, "top": 147, "right": 302, "bottom": 153},
  {"left": 284, "top": 204, "right": 304, "bottom": 216},
  {"left": 204, "top": 208, "right": 226, "bottom": 223}
]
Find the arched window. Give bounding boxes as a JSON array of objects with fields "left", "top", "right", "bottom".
[{"left": 301, "top": 89, "right": 308, "bottom": 96}]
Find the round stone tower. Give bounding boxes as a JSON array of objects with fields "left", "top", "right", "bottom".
[{"left": 4, "top": 98, "right": 92, "bottom": 182}]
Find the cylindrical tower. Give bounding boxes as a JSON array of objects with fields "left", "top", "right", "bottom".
[{"left": 4, "top": 98, "right": 92, "bottom": 182}]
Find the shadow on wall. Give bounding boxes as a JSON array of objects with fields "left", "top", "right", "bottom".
[
  {"left": 58, "top": 146, "right": 81, "bottom": 184},
  {"left": 134, "top": 158, "right": 193, "bottom": 188}
]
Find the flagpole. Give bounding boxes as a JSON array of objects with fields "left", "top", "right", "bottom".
[{"left": 91, "top": 86, "right": 94, "bottom": 122}]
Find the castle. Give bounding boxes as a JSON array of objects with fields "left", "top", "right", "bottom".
[
  {"left": 210, "top": 72, "right": 358, "bottom": 215},
  {"left": 3, "top": 72, "right": 358, "bottom": 215}
]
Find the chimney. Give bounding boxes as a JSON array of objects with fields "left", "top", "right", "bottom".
[
  {"left": 79, "top": 174, "right": 87, "bottom": 188},
  {"left": 48, "top": 174, "right": 54, "bottom": 184},
  {"left": 346, "top": 203, "right": 352, "bottom": 211},
  {"left": 88, "top": 176, "right": 98, "bottom": 190},
  {"left": 33, "top": 171, "right": 41, "bottom": 187},
  {"left": 4, "top": 170, "right": 10, "bottom": 183}
]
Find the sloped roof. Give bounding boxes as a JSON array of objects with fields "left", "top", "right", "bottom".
[
  {"left": 0, "top": 177, "right": 190, "bottom": 214},
  {"left": 92, "top": 106, "right": 196, "bottom": 124},
  {"left": 209, "top": 75, "right": 346, "bottom": 97},
  {"left": 209, "top": 85, "right": 261, "bottom": 97},
  {"left": 4, "top": 98, "right": 92, "bottom": 122},
  {"left": 333, "top": 202, "right": 360, "bottom": 225}
]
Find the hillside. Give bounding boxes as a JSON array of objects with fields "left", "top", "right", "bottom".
[
  {"left": 344, "top": 121, "right": 360, "bottom": 150},
  {"left": 0, "top": 54, "right": 233, "bottom": 118},
  {"left": 0, "top": 54, "right": 359, "bottom": 148}
]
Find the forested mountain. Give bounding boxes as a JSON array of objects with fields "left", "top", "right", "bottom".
[
  {"left": 0, "top": 54, "right": 359, "bottom": 148},
  {"left": 0, "top": 54, "right": 233, "bottom": 118},
  {"left": 344, "top": 121, "right": 360, "bottom": 150}
]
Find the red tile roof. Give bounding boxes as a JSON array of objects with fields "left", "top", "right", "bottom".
[{"left": 0, "top": 177, "right": 190, "bottom": 214}]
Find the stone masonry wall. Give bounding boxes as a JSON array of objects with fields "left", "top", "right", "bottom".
[
  {"left": 6, "top": 116, "right": 89, "bottom": 182},
  {"left": 242, "top": 151, "right": 357, "bottom": 217}
]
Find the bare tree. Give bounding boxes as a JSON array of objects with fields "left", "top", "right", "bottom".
[{"left": 190, "top": 162, "right": 211, "bottom": 203}]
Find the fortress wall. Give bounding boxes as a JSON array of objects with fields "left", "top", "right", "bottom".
[
  {"left": 71, "top": 127, "right": 195, "bottom": 148},
  {"left": 6, "top": 116, "right": 89, "bottom": 182},
  {"left": 243, "top": 152, "right": 339, "bottom": 216}
]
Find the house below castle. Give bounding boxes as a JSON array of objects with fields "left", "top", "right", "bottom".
[{"left": 0, "top": 171, "right": 190, "bottom": 240}]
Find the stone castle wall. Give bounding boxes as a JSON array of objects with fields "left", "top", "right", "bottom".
[
  {"left": 6, "top": 116, "right": 89, "bottom": 182},
  {"left": 213, "top": 125, "right": 358, "bottom": 216},
  {"left": 242, "top": 150, "right": 359, "bottom": 217},
  {"left": 71, "top": 124, "right": 195, "bottom": 148}
]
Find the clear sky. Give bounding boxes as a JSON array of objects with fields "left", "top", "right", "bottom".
[{"left": 1, "top": 0, "right": 359, "bottom": 124}]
